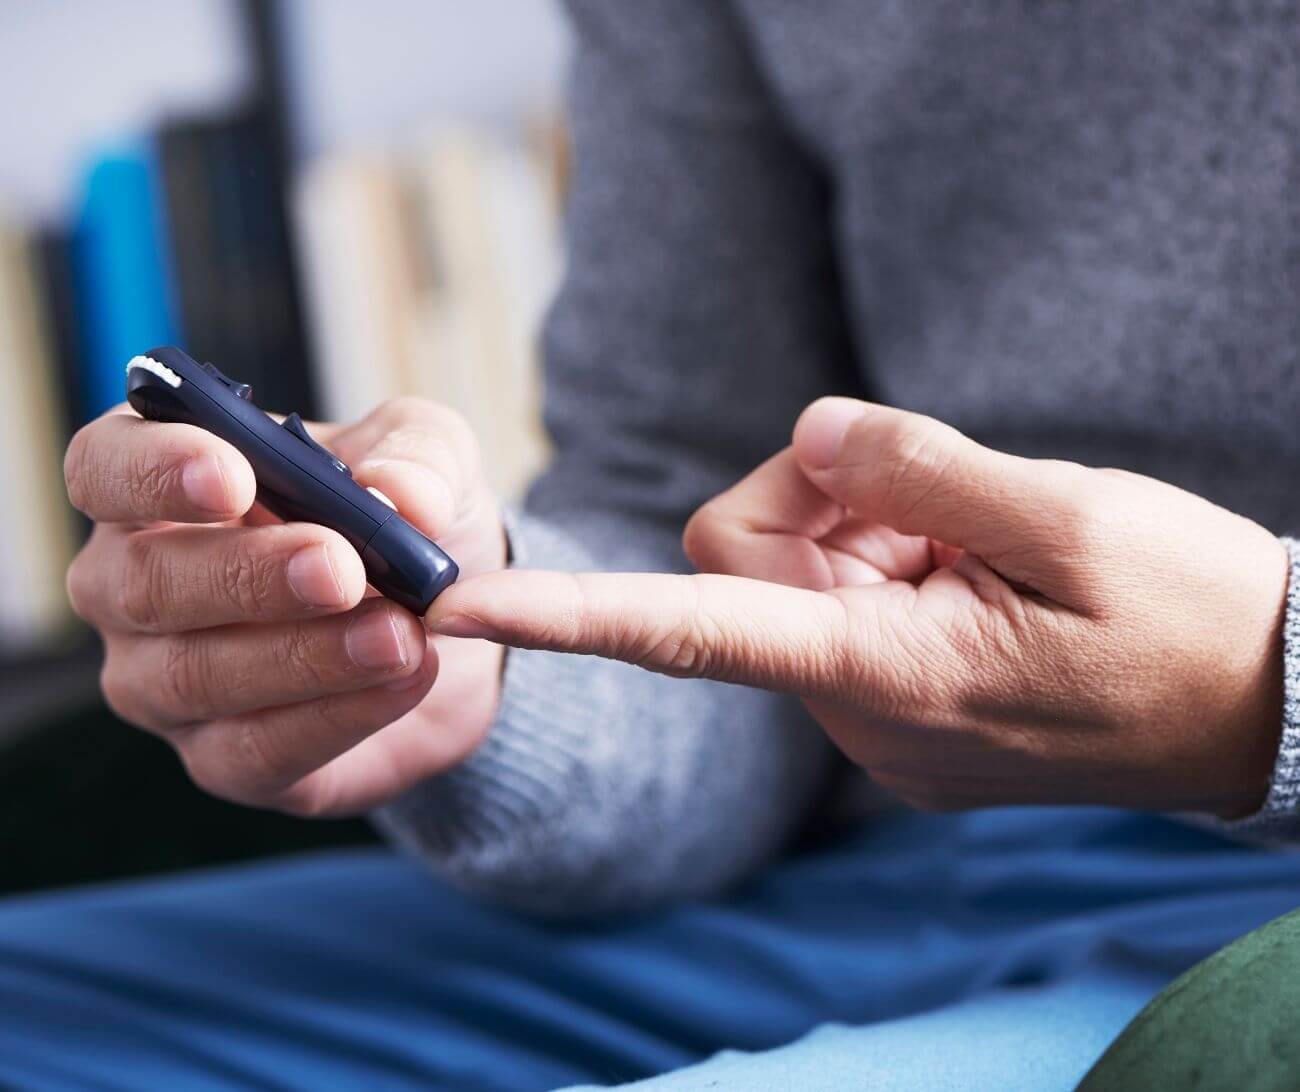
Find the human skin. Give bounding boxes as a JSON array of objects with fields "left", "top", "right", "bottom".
[
  {"left": 64, "top": 398, "right": 505, "bottom": 817},
  {"left": 428, "top": 397, "right": 1289, "bottom": 820}
]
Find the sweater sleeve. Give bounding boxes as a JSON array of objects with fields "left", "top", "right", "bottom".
[
  {"left": 374, "top": 1, "right": 859, "bottom": 915},
  {"left": 1201, "top": 537, "right": 1300, "bottom": 843}
]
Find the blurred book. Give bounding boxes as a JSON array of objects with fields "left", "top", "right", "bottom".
[
  {"left": 0, "top": 212, "right": 79, "bottom": 651},
  {"left": 70, "top": 147, "right": 179, "bottom": 423},
  {"left": 159, "top": 109, "right": 317, "bottom": 418},
  {"left": 293, "top": 154, "right": 413, "bottom": 421},
  {"left": 294, "top": 125, "right": 563, "bottom": 501},
  {"left": 33, "top": 229, "right": 88, "bottom": 447}
]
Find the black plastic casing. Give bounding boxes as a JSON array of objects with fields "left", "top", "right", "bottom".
[{"left": 126, "top": 346, "right": 458, "bottom": 614}]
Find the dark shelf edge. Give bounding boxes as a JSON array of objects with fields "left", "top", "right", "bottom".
[{"left": 0, "top": 634, "right": 104, "bottom": 744}]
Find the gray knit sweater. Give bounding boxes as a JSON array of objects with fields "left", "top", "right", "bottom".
[{"left": 377, "top": 1, "right": 1300, "bottom": 914}]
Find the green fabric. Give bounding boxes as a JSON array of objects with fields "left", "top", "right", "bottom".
[{"left": 1079, "top": 908, "right": 1300, "bottom": 1090}]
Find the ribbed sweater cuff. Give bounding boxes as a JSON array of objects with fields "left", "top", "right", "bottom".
[
  {"left": 1210, "top": 536, "right": 1300, "bottom": 841},
  {"left": 374, "top": 508, "right": 601, "bottom": 869}
]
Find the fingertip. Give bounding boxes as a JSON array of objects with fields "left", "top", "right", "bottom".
[
  {"left": 424, "top": 571, "right": 512, "bottom": 640},
  {"left": 286, "top": 534, "right": 367, "bottom": 612},
  {"left": 793, "top": 397, "right": 869, "bottom": 471}
]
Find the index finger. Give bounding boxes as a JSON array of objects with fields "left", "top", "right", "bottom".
[
  {"left": 65, "top": 408, "right": 256, "bottom": 524},
  {"left": 426, "top": 568, "right": 875, "bottom": 699}
]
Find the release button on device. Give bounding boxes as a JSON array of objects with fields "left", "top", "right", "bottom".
[{"left": 282, "top": 412, "right": 351, "bottom": 477}]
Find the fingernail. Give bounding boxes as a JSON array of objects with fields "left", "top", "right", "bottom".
[
  {"left": 182, "top": 455, "right": 230, "bottom": 512},
  {"left": 286, "top": 544, "right": 346, "bottom": 608},
  {"left": 346, "top": 609, "right": 409, "bottom": 671},
  {"left": 429, "top": 614, "right": 491, "bottom": 640},
  {"left": 795, "top": 399, "right": 864, "bottom": 470}
]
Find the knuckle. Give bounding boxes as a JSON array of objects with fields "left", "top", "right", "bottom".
[
  {"left": 128, "top": 449, "right": 184, "bottom": 508},
  {"left": 375, "top": 398, "right": 478, "bottom": 471},
  {"left": 641, "top": 622, "right": 710, "bottom": 677},
  {"left": 219, "top": 538, "right": 280, "bottom": 618},
  {"left": 63, "top": 429, "right": 95, "bottom": 512},
  {"left": 276, "top": 624, "right": 330, "bottom": 688},
  {"left": 231, "top": 718, "right": 300, "bottom": 794},
  {"left": 159, "top": 631, "right": 223, "bottom": 719},
  {"left": 66, "top": 551, "right": 99, "bottom": 623},
  {"left": 636, "top": 578, "right": 715, "bottom": 678},
  {"left": 225, "top": 699, "right": 349, "bottom": 808},
  {"left": 307, "top": 690, "right": 363, "bottom": 739},
  {"left": 829, "top": 589, "right": 908, "bottom": 708},
  {"left": 183, "top": 714, "right": 314, "bottom": 808},
  {"left": 818, "top": 596, "right": 869, "bottom": 698},
  {"left": 179, "top": 747, "right": 235, "bottom": 804},
  {"left": 99, "top": 656, "right": 143, "bottom": 727},
  {"left": 118, "top": 536, "right": 171, "bottom": 632},
  {"left": 880, "top": 418, "right": 957, "bottom": 520}
]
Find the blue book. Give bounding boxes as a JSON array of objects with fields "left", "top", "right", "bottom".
[{"left": 70, "top": 144, "right": 180, "bottom": 423}]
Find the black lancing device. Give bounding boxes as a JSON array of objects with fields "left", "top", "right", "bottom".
[{"left": 126, "top": 346, "right": 458, "bottom": 614}]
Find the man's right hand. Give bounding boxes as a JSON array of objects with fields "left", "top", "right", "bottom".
[{"left": 65, "top": 397, "right": 506, "bottom": 817}]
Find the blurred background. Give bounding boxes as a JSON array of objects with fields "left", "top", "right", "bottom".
[{"left": 0, "top": 0, "right": 568, "bottom": 894}]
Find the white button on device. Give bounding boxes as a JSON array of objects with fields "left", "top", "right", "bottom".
[{"left": 367, "top": 486, "right": 398, "bottom": 511}]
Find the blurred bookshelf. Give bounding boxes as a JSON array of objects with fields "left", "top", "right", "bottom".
[
  {"left": 0, "top": 0, "right": 567, "bottom": 740},
  {"left": 0, "top": 636, "right": 103, "bottom": 747}
]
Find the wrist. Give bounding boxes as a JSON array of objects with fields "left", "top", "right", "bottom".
[{"left": 1208, "top": 536, "right": 1295, "bottom": 820}]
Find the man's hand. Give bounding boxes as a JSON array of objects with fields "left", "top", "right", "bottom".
[
  {"left": 66, "top": 397, "right": 505, "bottom": 816},
  {"left": 428, "top": 398, "right": 1289, "bottom": 819}
]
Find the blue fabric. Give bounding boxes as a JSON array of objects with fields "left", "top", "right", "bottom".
[{"left": 1, "top": 809, "right": 1298, "bottom": 1091}]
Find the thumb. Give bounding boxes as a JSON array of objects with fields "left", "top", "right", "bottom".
[
  {"left": 427, "top": 568, "right": 897, "bottom": 701},
  {"left": 793, "top": 398, "right": 1084, "bottom": 593}
]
